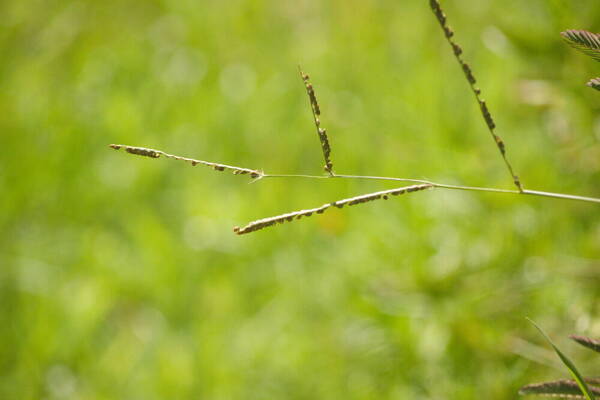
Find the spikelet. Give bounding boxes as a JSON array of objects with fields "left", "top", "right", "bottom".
[
  {"left": 233, "top": 184, "right": 433, "bottom": 234},
  {"left": 429, "top": 0, "right": 522, "bottom": 192},
  {"left": 561, "top": 30, "right": 600, "bottom": 63},
  {"left": 299, "top": 67, "right": 334, "bottom": 175},
  {"left": 587, "top": 77, "right": 600, "bottom": 91},
  {"left": 519, "top": 379, "right": 600, "bottom": 398},
  {"left": 569, "top": 335, "right": 600, "bottom": 353},
  {"left": 109, "top": 144, "right": 262, "bottom": 179}
]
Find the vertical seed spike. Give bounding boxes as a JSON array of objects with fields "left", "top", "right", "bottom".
[
  {"left": 479, "top": 100, "right": 496, "bottom": 130},
  {"left": 494, "top": 135, "right": 506, "bottom": 154},
  {"left": 461, "top": 62, "right": 476, "bottom": 84},
  {"left": 513, "top": 176, "right": 521, "bottom": 188},
  {"left": 298, "top": 67, "right": 334, "bottom": 175},
  {"left": 452, "top": 43, "right": 463, "bottom": 56},
  {"left": 429, "top": 0, "right": 522, "bottom": 192}
]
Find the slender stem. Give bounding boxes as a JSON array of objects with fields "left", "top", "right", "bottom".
[
  {"left": 333, "top": 174, "right": 433, "bottom": 185},
  {"left": 263, "top": 173, "right": 331, "bottom": 179},
  {"left": 111, "top": 146, "right": 600, "bottom": 204},
  {"left": 433, "top": 183, "right": 520, "bottom": 194},
  {"left": 522, "top": 190, "right": 600, "bottom": 204},
  {"left": 262, "top": 172, "right": 599, "bottom": 204}
]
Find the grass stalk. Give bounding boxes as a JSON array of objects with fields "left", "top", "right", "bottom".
[
  {"left": 109, "top": 3, "right": 600, "bottom": 235},
  {"left": 299, "top": 66, "right": 334, "bottom": 175},
  {"left": 429, "top": 0, "right": 523, "bottom": 192}
]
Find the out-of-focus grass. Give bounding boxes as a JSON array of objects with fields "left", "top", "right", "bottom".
[{"left": 1, "top": 0, "right": 599, "bottom": 398}]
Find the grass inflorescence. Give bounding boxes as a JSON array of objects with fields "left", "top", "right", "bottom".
[
  {"left": 109, "top": 144, "right": 262, "bottom": 179},
  {"left": 233, "top": 184, "right": 433, "bottom": 235},
  {"left": 109, "top": 2, "right": 600, "bottom": 235},
  {"left": 299, "top": 66, "right": 334, "bottom": 175},
  {"left": 429, "top": 0, "right": 522, "bottom": 191}
]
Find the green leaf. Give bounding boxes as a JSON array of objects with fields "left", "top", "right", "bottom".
[
  {"left": 519, "top": 379, "right": 600, "bottom": 399},
  {"left": 561, "top": 30, "right": 600, "bottom": 62},
  {"left": 526, "top": 318, "right": 596, "bottom": 400}
]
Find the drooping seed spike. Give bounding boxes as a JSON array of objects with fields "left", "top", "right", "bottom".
[
  {"left": 479, "top": 100, "right": 496, "bottom": 130},
  {"left": 109, "top": 144, "right": 263, "bottom": 179},
  {"left": 117, "top": 145, "right": 161, "bottom": 158},
  {"left": 461, "top": 62, "right": 476, "bottom": 85},
  {"left": 233, "top": 184, "right": 433, "bottom": 235},
  {"left": 569, "top": 335, "right": 600, "bottom": 353},
  {"left": 519, "top": 378, "right": 600, "bottom": 398}
]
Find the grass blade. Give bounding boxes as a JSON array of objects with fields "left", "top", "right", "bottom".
[{"left": 527, "top": 318, "right": 596, "bottom": 400}]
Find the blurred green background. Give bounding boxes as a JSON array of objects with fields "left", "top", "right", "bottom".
[{"left": 1, "top": 0, "right": 599, "bottom": 398}]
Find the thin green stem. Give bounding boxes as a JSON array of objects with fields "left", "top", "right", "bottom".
[
  {"left": 333, "top": 174, "right": 433, "bottom": 185},
  {"left": 110, "top": 145, "right": 600, "bottom": 205},
  {"left": 263, "top": 173, "right": 331, "bottom": 179},
  {"left": 433, "top": 183, "right": 520, "bottom": 195},
  {"left": 261, "top": 172, "right": 599, "bottom": 204},
  {"left": 522, "top": 189, "right": 600, "bottom": 204}
]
